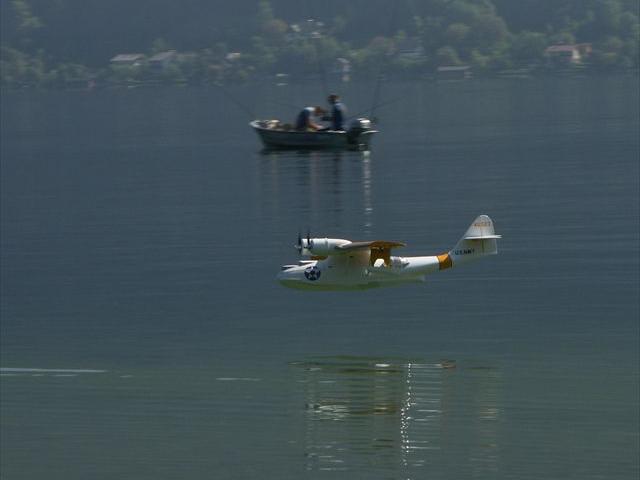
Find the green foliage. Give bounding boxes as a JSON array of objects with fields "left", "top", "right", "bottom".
[
  {"left": 151, "top": 38, "right": 172, "bottom": 55},
  {"left": 549, "top": 32, "right": 577, "bottom": 45},
  {"left": 1, "top": 0, "right": 638, "bottom": 89},
  {"left": 330, "top": 15, "right": 347, "bottom": 36},
  {"left": 11, "top": 0, "right": 42, "bottom": 33},
  {"left": 350, "top": 36, "right": 396, "bottom": 74},
  {"left": 510, "top": 31, "right": 548, "bottom": 65},
  {"left": 255, "top": 0, "right": 288, "bottom": 44},
  {"left": 3, "top": 0, "right": 42, "bottom": 51},
  {"left": 256, "top": 0, "right": 275, "bottom": 26},
  {"left": 470, "top": 13, "right": 509, "bottom": 50},
  {"left": 0, "top": 46, "right": 46, "bottom": 87},
  {"left": 109, "top": 64, "right": 142, "bottom": 85},
  {"left": 445, "top": 23, "right": 471, "bottom": 46},
  {"left": 48, "top": 63, "right": 91, "bottom": 87}
]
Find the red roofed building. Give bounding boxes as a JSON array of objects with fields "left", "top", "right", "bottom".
[{"left": 545, "top": 44, "right": 592, "bottom": 65}]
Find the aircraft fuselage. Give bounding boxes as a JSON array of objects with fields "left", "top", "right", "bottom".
[
  {"left": 277, "top": 254, "right": 444, "bottom": 291},
  {"left": 277, "top": 215, "right": 501, "bottom": 291}
]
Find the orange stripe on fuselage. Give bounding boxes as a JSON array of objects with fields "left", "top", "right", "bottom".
[{"left": 437, "top": 253, "right": 452, "bottom": 270}]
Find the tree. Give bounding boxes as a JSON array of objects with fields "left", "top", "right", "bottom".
[
  {"left": 7, "top": 0, "right": 42, "bottom": 50},
  {"left": 256, "top": 0, "right": 275, "bottom": 27},
  {"left": 470, "top": 13, "right": 509, "bottom": 50},
  {"left": 510, "top": 31, "right": 548, "bottom": 65},
  {"left": 446, "top": 0, "right": 482, "bottom": 25},
  {"left": 330, "top": 15, "right": 347, "bottom": 36},
  {"left": 445, "top": 22, "right": 471, "bottom": 46},
  {"left": 11, "top": 0, "right": 42, "bottom": 33},
  {"left": 151, "top": 38, "right": 172, "bottom": 55},
  {"left": 549, "top": 31, "right": 576, "bottom": 45}
]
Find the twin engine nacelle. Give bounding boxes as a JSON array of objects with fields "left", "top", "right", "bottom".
[{"left": 302, "top": 238, "right": 350, "bottom": 257}]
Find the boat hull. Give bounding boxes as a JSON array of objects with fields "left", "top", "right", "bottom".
[{"left": 250, "top": 120, "right": 377, "bottom": 150}]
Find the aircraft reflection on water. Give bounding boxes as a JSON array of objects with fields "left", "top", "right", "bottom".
[{"left": 290, "top": 356, "right": 502, "bottom": 475}]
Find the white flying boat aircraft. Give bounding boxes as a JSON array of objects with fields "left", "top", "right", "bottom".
[{"left": 278, "top": 215, "right": 501, "bottom": 290}]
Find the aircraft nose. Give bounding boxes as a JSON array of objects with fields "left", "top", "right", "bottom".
[
  {"left": 277, "top": 268, "right": 296, "bottom": 281},
  {"left": 277, "top": 266, "right": 304, "bottom": 286}
]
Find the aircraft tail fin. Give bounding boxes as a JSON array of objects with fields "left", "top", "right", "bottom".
[{"left": 446, "top": 215, "right": 501, "bottom": 268}]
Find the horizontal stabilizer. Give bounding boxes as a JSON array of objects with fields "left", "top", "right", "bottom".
[{"left": 465, "top": 234, "right": 502, "bottom": 240}]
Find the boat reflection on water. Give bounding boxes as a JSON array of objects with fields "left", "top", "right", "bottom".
[
  {"left": 289, "top": 356, "right": 502, "bottom": 476},
  {"left": 257, "top": 149, "right": 374, "bottom": 234}
]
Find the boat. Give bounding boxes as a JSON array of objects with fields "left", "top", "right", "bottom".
[{"left": 250, "top": 118, "right": 378, "bottom": 150}]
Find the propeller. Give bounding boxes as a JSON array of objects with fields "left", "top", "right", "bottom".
[
  {"left": 295, "top": 231, "right": 303, "bottom": 253},
  {"left": 295, "top": 229, "right": 313, "bottom": 254}
]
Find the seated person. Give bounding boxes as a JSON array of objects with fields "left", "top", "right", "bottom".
[
  {"left": 295, "top": 106, "right": 325, "bottom": 131},
  {"left": 323, "top": 94, "right": 346, "bottom": 131}
]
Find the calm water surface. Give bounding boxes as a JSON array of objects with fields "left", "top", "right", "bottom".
[{"left": 1, "top": 77, "right": 638, "bottom": 479}]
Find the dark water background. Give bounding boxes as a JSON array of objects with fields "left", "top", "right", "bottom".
[{"left": 1, "top": 76, "right": 638, "bottom": 479}]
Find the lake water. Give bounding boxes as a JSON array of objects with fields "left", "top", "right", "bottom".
[{"left": 1, "top": 76, "right": 638, "bottom": 479}]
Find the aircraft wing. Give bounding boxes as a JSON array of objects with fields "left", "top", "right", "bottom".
[
  {"left": 335, "top": 240, "right": 406, "bottom": 267},
  {"left": 336, "top": 240, "right": 406, "bottom": 251}
]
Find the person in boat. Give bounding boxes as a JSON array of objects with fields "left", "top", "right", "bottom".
[
  {"left": 323, "top": 94, "right": 346, "bottom": 131},
  {"left": 295, "top": 106, "right": 325, "bottom": 131}
]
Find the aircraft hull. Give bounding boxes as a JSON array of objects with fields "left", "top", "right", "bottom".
[
  {"left": 277, "top": 256, "right": 437, "bottom": 291},
  {"left": 278, "top": 277, "right": 425, "bottom": 291}
]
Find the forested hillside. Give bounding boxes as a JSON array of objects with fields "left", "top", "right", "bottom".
[{"left": 1, "top": 0, "right": 638, "bottom": 87}]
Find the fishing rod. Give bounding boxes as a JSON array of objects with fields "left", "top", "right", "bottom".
[
  {"left": 369, "top": 1, "right": 400, "bottom": 122},
  {"left": 212, "top": 81, "right": 255, "bottom": 119},
  {"left": 347, "top": 94, "right": 405, "bottom": 123},
  {"left": 267, "top": 98, "right": 303, "bottom": 111},
  {"left": 307, "top": 1, "right": 329, "bottom": 98}
]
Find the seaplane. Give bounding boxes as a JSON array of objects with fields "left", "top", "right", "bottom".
[{"left": 278, "top": 215, "right": 501, "bottom": 290}]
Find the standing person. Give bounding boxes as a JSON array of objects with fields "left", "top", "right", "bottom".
[
  {"left": 295, "top": 106, "right": 325, "bottom": 131},
  {"left": 325, "top": 94, "right": 346, "bottom": 131}
]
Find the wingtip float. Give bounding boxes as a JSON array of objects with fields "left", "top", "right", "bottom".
[{"left": 278, "top": 215, "right": 501, "bottom": 291}]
